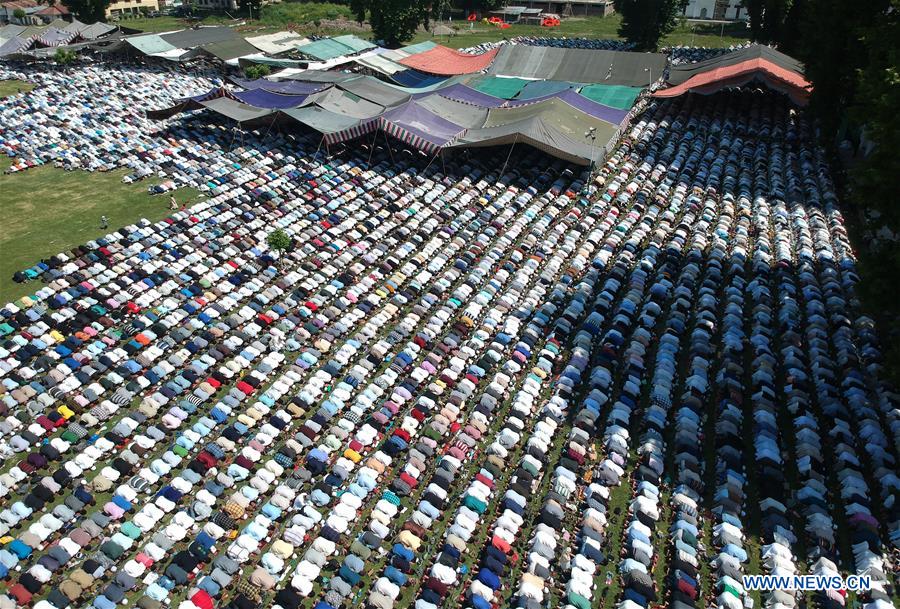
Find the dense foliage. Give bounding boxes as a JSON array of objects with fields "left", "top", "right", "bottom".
[
  {"left": 350, "top": 0, "right": 429, "bottom": 46},
  {"left": 267, "top": 229, "right": 292, "bottom": 269},
  {"left": 62, "top": 0, "right": 111, "bottom": 23},
  {"left": 612, "top": 0, "right": 688, "bottom": 50},
  {"left": 243, "top": 64, "right": 271, "bottom": 80},
  {"left": 238, "top": 0, "right": 263, "bottom": 19},
  {"left": 742, "top": 0, "right": 899, "bottom": 379}
]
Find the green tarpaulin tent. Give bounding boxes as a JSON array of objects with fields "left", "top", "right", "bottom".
[
  {"left": 474, "top": 76, "right": 529, "bottom": 99},
  {"left": 125, "top": 34, "right": 176, "bottom": 56},
  {"left": 578, "top": 84, "right": 641, "bottom": 110}
]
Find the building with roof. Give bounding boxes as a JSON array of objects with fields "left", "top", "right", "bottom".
[
  {"left": 193, "top": 0, "right": 236, "bottom": 10},
  {"left": 681, "top": 0, "right": 748, "bottom": 20},
  {"left": 106, "top": 0, "right": 160, "bottom": 17},
  {"left": 523, "top": 0, "right": 613, "bottom": 17},
  {"left": 34, "top": 4, "right": 70, "bottom": 21},
  {"left": 0, "top": 0, "right": 40, "bottom": 25}
]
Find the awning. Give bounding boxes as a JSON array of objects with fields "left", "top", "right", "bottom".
[
  {"left": 125, "top": 34, "right": 176, "bottom": 56},
  {"left": 399, "top": 45, "right": 499, "bottom": 76},
  {"left": 489, "top": 44, "right": 666, "bottom": 86},
  {"left": 201, "top": 38, "right": 259, "bottom": 62},
  {"left": 578, "top": 84, "right": 641, "bottom": 110},
  {"left": 654, "top": 45, "right": 812, "bottom": 105},
  {"left": 245, "top": 32, "right": 309, "bottom": 55}
]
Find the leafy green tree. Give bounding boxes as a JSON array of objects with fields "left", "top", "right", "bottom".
[
  {"left": 238, "top": 0, "right": 261, "bottom": 19},
  {"left": 350, "top": 0, "right": 428, "bottom": 47},
  {"left": 846, "top": 0, "right": 900, "bottom": 381},
  {"left": 796, "top": 0, "right": 888, "bottom": 138},
  {"left": 267, "top": 229, "right": 292, "bottom": 269},
  {"left": 244, "top": 64, "right": 271, "bottom": 80},
  {"left": 12, "top": 7, "right": 26, "bottom": 20},
  {"left": 612, "top": 0, "right": 688, "bottom": 51},
  {"left": 452, "top": 0, "right": 503, "bottom": 13},
  {"left": 745, "top": 0, "right": 788, "bottom": 43},
  {"left": 62, "top": 0, "right": 111, "bottom": 23},
  {"left": 54, "top": 48, "right": 77, "bottom": 64}
]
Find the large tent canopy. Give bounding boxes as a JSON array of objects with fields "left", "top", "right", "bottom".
[
  {"left": 448, "top": 97, "right": 618, "bottom": 165},
  {"left": 148, "top": 75, "right": 625, "bottom": 165},
  {"left": 296, "top": 35, "right": 375, "bottom": 61},
  {"left": 398, "top": 45, "right": 500, "bottom": 76},
  {"left": 488, "top": 45, "right": 666, "bottom": 86},
  {"left": 654, "top": 44, "right": 812, "bottom": 105},
  {"left": 244, "top": 32, "right": 309, "bottom": 55},
  {"left": 0, "top": 20, "right": 125, "bottom": 58}
]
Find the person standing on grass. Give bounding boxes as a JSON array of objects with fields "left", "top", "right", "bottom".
[{"left": 100, "top": 215, "right": 108, "bottom": 229}]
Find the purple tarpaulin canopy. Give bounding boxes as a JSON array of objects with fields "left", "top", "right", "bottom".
[
  {"left": 38, "top": 28, "right": 77, "bottom": 47},
  {"left": 232, "top": 89, "right": 310, "bottom": 109},
  {"left": 429, "top": 83, "right": 505, "bottom": 107},
  {"left": 504, "top": 89, "right": 628, "bottom": 125},
  {"left": 380, "top": 100, "right": 465, "bottom": 151},
  {"left": 0, "top": 36, "right": 33, "bottom": 57}
]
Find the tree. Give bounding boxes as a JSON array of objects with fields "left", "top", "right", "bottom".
[
  {"left": 450, "top": 0, "right": 503, "bottom": 13},
  {"left": 745, "top": 0, "right": 789, "bottom": 43},
  {"left": 238, "top": 0, "right": 261, "bottom": 19},
  {"left": 612, "top": 0, "right": 689, "bottom": 51},
  {"left": 350, "top": 0, "right": 428, "bottom": 47},
  {"left": 845, "top": 0, "right": 900, "bottom": 382},
  {"left": 12, "top": 7, "right": 26, "bottom": 20},
  {"left": 796, "top": 0, "right": 888, "bottom": 139},
  {"left": 54, "top": 48, "right": 77, "bottom": 64},
  {"left": 62, "top": 0, "right": 111, "bottom": 23},
  {"left": 267, "top": 229, "right": 292, "bottom": 269},
  {"left": 244, "top": 64, "right": 270, "bottom": 80}
]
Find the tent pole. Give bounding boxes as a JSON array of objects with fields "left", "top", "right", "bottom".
[
  {"left": 312, "top": 134, "right": 325, "bottom": 163},
  {"left": 366, "top": 124, "right": 380, "bottom": 168},
  {"left": 260, "top": 115, "right": 277, "bottom": 141},
  {"left": 499, "top": 132, "right": 518, "bottom": 178},
  {"left": 422, "top": 148, "right": 441, "bottom": 175},
  {"left": 382, "top": 127, "right": 395, "bottom": 166}
]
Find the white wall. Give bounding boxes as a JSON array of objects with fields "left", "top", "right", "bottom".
[{"left": 682, "top": 0, "right": 749, "bottom": 21}]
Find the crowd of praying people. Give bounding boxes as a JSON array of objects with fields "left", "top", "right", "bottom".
[{"left": 0, "top": 57, "right": 896, "bottom": 609}]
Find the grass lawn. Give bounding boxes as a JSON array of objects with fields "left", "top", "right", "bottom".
[
  {"left": 412, "top": 13, "right": 749, "bottom": 48},
  {"left": 0, "top": 165, "right": 200, "bottom": 303},
  {"left": 123, "top": 2, "right": 358, "bottom": 36},
  {"left": 123, "top": 8, "right": 749, "bottom": 49},
  {"left": 0, "top": 79, "right": 35, "bottom": 98}
]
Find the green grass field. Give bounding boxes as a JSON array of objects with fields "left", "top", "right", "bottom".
[
  {"left": 123, "top": 9, "right": 749, "bottom": 49},
  {"left": 0, "top": 79, "right": 35, "bottom": 98},
  {"left": 412, "top": 13, "right": 749, "bottom": 48},
  {"left": 0, "top": 164, "right": 200, "bottom": 304}
]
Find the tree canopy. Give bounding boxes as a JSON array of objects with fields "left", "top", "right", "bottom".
[
  {"left": 244, "top": 64, "right": 271, "bottom": 80},
  {"left": 612, "top": 0, "right": 688, "bottom": 51},
  {"left": 350, "top": 0, "right": 429, "bottom": 47},
  {"left": 62, "top": 0, "right": 110, "bottom": 23},
  {"left": 267, "top": 229, "right": 292, "bottom": 268},
  {"left": 238, "top": 0, "right": 262, "bottom": 19}
]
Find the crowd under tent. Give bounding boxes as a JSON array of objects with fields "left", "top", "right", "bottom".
[
  {"left": 148, "top": 75, "right": 626, "bottom": 165},
  {"left": 654, "top": 44, "right": 812, "bottom": 105}
]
